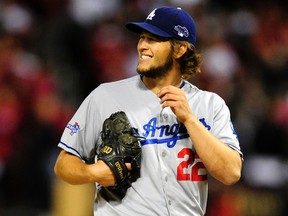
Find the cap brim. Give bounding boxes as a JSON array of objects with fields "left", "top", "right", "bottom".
[{"left": 126, "top": 22, "right": 173, "bottom": 38}]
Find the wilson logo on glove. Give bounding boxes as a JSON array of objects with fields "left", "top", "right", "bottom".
[
  {"left": 115, "top": 161, "right": 124, "bottom": 179},
  {"left": 102, "top": 146, "right": 113, "bottom": 154}
]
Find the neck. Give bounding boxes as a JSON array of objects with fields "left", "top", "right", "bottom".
[{"left": 142, "top": 71, "right": 183, "bottom": 94}]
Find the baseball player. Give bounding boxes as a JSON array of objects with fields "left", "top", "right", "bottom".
[{"left": 54, "top": 6, "right": 242, "bottom": 216}]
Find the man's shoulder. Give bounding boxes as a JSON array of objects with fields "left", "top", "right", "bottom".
[
  {"left": 100, "top": 75, "right": 139, "bottom": 88},
  {"left": 184, "top": 81, "right": 225, "bottom": 104},
  {"left": 91, "top": 75, "right": 140, "bottom": 96}
]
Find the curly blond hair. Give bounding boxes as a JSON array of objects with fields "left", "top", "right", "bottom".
[{"left": 170, "top": 39, "right": 203, "bottom": 80}]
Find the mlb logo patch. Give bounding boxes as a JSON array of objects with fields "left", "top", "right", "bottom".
[
  {"left": 174, "top": 25, "right": 189, "bottom": 38},
  {"left": 66, "top": 122, "right": 80, "bottom": 135}
]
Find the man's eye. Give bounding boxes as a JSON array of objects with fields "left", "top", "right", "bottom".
[
  {"left": 148, "top": 37, "right": 159, "bottom": 42},
  {"left": 139, "top": 35, "right": 160, "bottom": 42}
]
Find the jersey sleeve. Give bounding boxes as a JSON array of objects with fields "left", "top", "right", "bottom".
[
  {"left": 211, "top": 95, "right": 242, "bottom": 157},
  {"left": 58, "top": 92, "right": 101, "bottom": 163}
]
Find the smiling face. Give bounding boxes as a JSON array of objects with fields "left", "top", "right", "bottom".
[{"left": 136, "top": 32, "right": 174, "bottom": 79}]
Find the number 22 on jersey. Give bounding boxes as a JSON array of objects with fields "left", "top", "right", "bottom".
[{"left": 177, "top": 148, "right": 207, "bottom": 181}]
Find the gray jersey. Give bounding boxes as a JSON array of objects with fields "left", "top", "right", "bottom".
[{"left": 58, "top": 75, "right": 241, "bottom": 216}]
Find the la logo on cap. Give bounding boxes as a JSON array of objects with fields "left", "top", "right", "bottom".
[{"left": 147, "top": 9, "right": 156, "bottom": 20}]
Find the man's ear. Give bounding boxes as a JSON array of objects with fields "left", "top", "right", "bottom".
[{"left": 174, "top": 43, "right": 188, "bottom": 59}]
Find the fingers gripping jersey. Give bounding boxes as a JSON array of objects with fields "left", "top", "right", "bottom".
[{"left": 58, "top": 75, "right": 242, "bottom": 216}]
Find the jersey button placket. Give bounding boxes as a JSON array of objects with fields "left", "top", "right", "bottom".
[
  {"left": 162, "top": 152, "right": 168, "bottom": 184},
  {"left": 159, "top": 148, "right": 173, "bottom": 214},
  {"left": 157, "top": 108, "right": 173, "bottom": 214}
]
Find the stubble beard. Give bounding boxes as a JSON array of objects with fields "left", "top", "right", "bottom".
[{"left": 136, "top": 52, "right": 174, "bottom": 79}]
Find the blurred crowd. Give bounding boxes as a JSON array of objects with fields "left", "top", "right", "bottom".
[{"left": 0, "top": 0, "right": 287, "bottom": 215}]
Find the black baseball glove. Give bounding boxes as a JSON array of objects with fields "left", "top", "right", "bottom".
[{"left": 97, "top": 111, "right": 142, "bottom": 201}]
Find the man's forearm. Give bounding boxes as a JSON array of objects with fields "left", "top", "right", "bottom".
[{"left": 184, "top": 116, "right": 242, "bottom": 185}]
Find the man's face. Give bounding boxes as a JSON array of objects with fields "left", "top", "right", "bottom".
[{"left": 136, "top": 32, "right": 173, "bottom": 78}]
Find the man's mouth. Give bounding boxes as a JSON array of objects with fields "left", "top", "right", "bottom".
[{"left": 140, "top": 54, "right": 152, "bottom": 60}]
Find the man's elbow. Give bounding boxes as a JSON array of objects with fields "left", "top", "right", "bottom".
[
  {"left": 222, "top": 168, "right": 242, "bottom": 186},
  {"left": 222, "top": 151, "right": 243, "bottom": 185}
]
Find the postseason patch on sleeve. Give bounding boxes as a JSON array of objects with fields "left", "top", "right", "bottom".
[{"left": 66, "top": 122, "right": 80, "bottom": 135}]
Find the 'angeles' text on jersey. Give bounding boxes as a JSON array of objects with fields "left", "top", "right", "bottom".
[{"left": 140, "top": 117, "right": 212, "bottom": 148}]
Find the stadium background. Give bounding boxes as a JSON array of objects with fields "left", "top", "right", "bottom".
[{"left": 0, "top": 0, "right": 287, "bottom": 215}]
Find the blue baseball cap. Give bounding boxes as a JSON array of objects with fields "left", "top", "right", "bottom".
[{"left": 126, "top": 6, "right": 197, "bottom": 46}]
